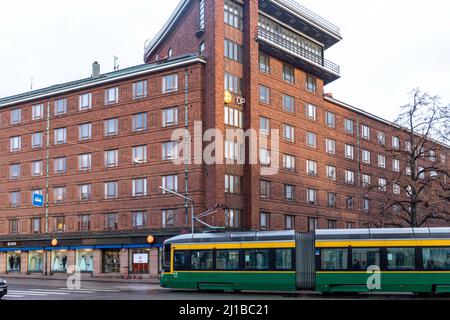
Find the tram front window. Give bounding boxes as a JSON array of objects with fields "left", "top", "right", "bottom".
[
  {"left": 163, "top": 245, "right": 171, "bottom": 272},
  {"left": 173, "top": 251, "right": 189, "bottom": 271}
]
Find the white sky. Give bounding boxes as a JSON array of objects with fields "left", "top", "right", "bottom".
[{"left": 0, "top": 0, "right": 449, "bottom": 121}]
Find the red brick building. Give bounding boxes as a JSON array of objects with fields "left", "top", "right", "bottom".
[{"left": 0, "top": 0, "right": 448, "bottom": 277}]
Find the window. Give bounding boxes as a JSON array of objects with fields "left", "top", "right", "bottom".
[
  {"left": 260, "top": 180, "right": 270, "bottom": 198},
  {"left": 306, "top": 74, "right": 316, "bottom": 93},
  {"left": 260, "top": 213, "right": 269, "bottom": 230},
  {"left": 105, "top": 87, "right": 118, "bottom": 105},
  {"left": 321, "top": 249, "right": 348, "bottom": 270},
  {"left": 162, "top": 141, "right": 178, "bottom": 160},
  {"left": 378, "top": 178, "right": 387, "bottom": 192},
  {"left": 363, "top": 198, "right": 371, "bottom": 213},
  {"left": 326, "top": 112, "right": 336, "bottom": 128},
  {"left": 54, "top": 128, "right": 67, "bottom": 145},
  {"left": 162, "top": 108, "right": 178, "bottom": 127},
  {"left": 306, "top": 104, "right": 316, "bottom": 120},
  {"left": 285, "top": 216, "right": 294, "bottom": 230},
  {"left": 199, "top": 0, "right": 205, "bottom": 29},
  {"left": 191, "top": 251, "right": 213, "bottom": 270},
  {"left": 224, "top": 106, "right": 243, "bottom": 128},
  {"left": 282, "top": 94, "right": 295, "bottom": 113},
  {"left": 378, "top": 154, "right": 386, "bottom": 168},
  {"left": 285, "top": 184, "right": 295, "bottom": 201},
  {"left": 405, "top": 141, "right": 412, "bottom": 152},
  {"left": 282, "top": 64, "right": 295, "bottom": 84},
  {"left": 345, "top": 170, "right": 355, "bottom": 185},
  {"left": 10, "top": 136, "right": 21, "bottom": 152},
  {"left": 132, "top": 145, "right": 147, "bottom": 164},
  {"left": 328, "top": 193, "right": 337, "bottom": 208},
  {"left": 10, "top": 164, "right": 20, "bottom": 180},
  {"left": 32, "top": 104, "right": 44, "bottom": 120},
  {"left": 225, "top": 73, "right": 243, "bottom": 95},
  {"left": 224, "top": 0, "right": 243, "bottom": 30},
  {"left": 162, "top": 74, "right": 178, "bottom": 93},
  {"left": 393, "top": 159, "right": 400, "bottom": 172},
  {"left": 344, "top": 119, "right": 354, "bottom": 134},
  {"left": 326, "top": 165, "right": 336, "bottom": 181},
  {"left": 78, "top": 153, "right": 92, "bottom": 171},
  {"left": 10, "top": 220, "right": 18, "bottom": 235},
  {"left": 326, "top": 138, "right": 336, "bottom": 154},
  {"left": 362, "top": 150, "right": 371, "bottom": 164},
  {"left": 162, "top": 209, "right": 175, "bottom": 228},
  {"left": 104, "top": 181, "right": 118, "bottom": 199},
  {"left": 105, "top": 150, "right": 119, "bottom": 167},
  {"left": 283, "top": 124, "right": 295, "bottom": 142},
  {"left": 307, "top": 189, "right": 317, "bottom": 205},
  {"left": 308, "top": 217, "right": 318, "bottom": 232},
  {"left": 245, "top": 249, "right": 269, "bottom": 270},
  {"left": 54, "top": 187, "right": 66, "bottom": 204},
  {"left": 346, "top": 196, "right": 354, "bottom": 210},
  {"left": 361, "top": 125, "right": 370, "bottom": 140},
  {"left": 392, "top": 136, "right": 400, "bottom": 149},
  {"left": 133, "top": 80, "right": 148, "bottom": 99},
  {"left": 393, "top": 182, "right": 401, "bottom": 195},
  {"left": 423, "top": 248, "right": 450, "bottom": 270},
  {"left": 162, "top": 175, "right": 178, "bottom": 193},
  {"left": 328, "top": 220, "right": 337, "bottom": 229},
  {"left": 259, "top": 85, "right": 270, "bottom": 104},
  {"left": 10, "top": 192, "right": 20, "bottom": 207},
  {"left": 79, "top": 93, "right": 92, "bottom": 110},
  {"left": 132, "top": 178, "right": 147, "bottom": 197},
  {"left": 406, "top": 166, "right": 412, "bottom": 176},
  {"left": 283, "top": 154, "right": 295, "bottom": 171},
  {"left": 216, "top": 250, "right": 239, "bottom": 270},
  {"left": 345, "top": 144, "right": 354, "bottom": 159},
  {"left": 104, "top": 118, "right": 119, "bottom": 136},
  {"left": 32, "top": 161, "right": 43, "bottom": 177},
  {"left": 275, "top": 249, "right": 293, "bottom": 270},
  {"left": 79, "top": 123, "right": 92, "bottom": 141},
  {"left": 259, "top": 53, "right": 270, "bottom": 73},
  {"left": 225, "top": 209, "right": 241, "bottom": 228},
  {"left": 307, "top": 160, "right": 318, "bottom": 176},
  {"left": 199, "top": 41, "right": 205, "bottom": 55},
  {"left": 225, "top": 174, "right": 240, "bottom": 194},
  {"left": 260, "top": 117, "right": 270, "bottom": 135},
  {"left": 168, "top": 47, "right": 173, "bottom": 58},
  {"left": 54, "top": 157, "right": 67, "bottom": 174},
  {"left": 55, "top": 217, "right": 65, "bottom": 233},
  {"left": 430, "top": 150, "right": 436, "bottom": 162},
  {"left": 55, "top": 99, "right": 67, "bottom": 115},
  {"left": 224, "top": 39, "right": 242, "bottom": 63},
  {"left": 387, "top": 248, "right": 415, "bottom": 270},
  {"left": 418, "top": 167, "right": 425, "bottom": 179},
  {"left": 259, "top": 148, "right": 271, "bottom": 166},
  {"left": 11, "top": 108, "right": 21, "bottom": 124},
  {"left": 105, "top": 213, "right": 118, "bottom": 230},
  {"left": 32, "top": 218, "right": 41, "bottom": 234},
  {"left": 79, "top": 184, "right": 92, "bottom": 201},
  {"left": 306, "top": 132, "right": 317, "bottom": 148},
  {"left": 173, "top": 251, "right": 188, "bottom": 270},
  {"left": 347, "top": 222, "right": 354, "bottom": 229},
  {"left": 79, "top": 215, "right": 90, "bottom": 232},
  {"left": 352, "top": 248, "right": 380, "bottom": 270},
  {"left": 377, "top": 131, "right": 386, "bottom": 145}
]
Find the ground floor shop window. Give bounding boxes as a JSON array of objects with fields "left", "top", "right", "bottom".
[
  {"left": 102, "top": 250, "right": 120, "bottom": 273},
  {"left": 76, "top": 249, "right": 94, "bottom": 272},
  {"left": 28, "top": 251, "right": 44, "bottom": 272},
  {"left": 7, "top": 251, "right": 21, "bottom": 272},
  {"left": 129, "top": 249, "right": 150, "bottom": 274},
  {"left": 51, "top": 250, "right": 68, "bottom": 272}
]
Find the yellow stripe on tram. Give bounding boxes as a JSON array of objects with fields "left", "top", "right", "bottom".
[
  {"left": 172, "top": 241, "right": 296, "bottom": 250},
  {"left": 315, "top": 239, "right": 450, "bottom": 248}
]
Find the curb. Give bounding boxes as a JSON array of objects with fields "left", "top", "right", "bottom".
[{"left": 0, "top": 274, "right": 160, "bottom": 284}]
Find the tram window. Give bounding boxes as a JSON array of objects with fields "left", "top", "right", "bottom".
[
  {"left": 423, "top": 248, "right": 450, "bottom": 270},
  {"left": 321, "top": 249, "right": 348, "bottom": 270},
  {"left": 244, "top": 250, "right": 270, "bottom": 270},
  {"left": 216, "top": 250, "right": 240, "bottom": 270},
  {"left": 191, "top": 250, "right": 213, "bottom": 270},
  {"left": 352, "top": 248, "right": 380, "bottom": 270},
  {"left": 275, "top": 249, "right": 293, "bottom": 270},
  {"left": 163, "top": 245, "right": 171, "bottom": 270},
  {"left": 386, "top": 248, "right": 416, "bottom": 270},
  {"left": 173, "top": 251, "right": 189, "bottom": 271}
]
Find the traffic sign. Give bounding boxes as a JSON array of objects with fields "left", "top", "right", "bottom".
[{"left": 32, "top": 193, "right": 44, "bottom": 207}]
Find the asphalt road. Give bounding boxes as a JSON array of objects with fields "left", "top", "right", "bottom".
[{"left": 1, "top": 278, "right": 449, "bottom": 300}]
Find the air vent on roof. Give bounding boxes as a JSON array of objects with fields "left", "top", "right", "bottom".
[{"left": 92, "top": 61, "right": 100, "bottom": 79}]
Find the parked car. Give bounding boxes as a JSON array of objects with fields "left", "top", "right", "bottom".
[{"left": 0, "top": 279, "right": 7, "bottom": 299}]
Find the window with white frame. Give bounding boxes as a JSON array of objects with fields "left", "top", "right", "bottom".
[
  {"left": 345, "top": 144, "right": 354, "bottom": 159},
  {"left": 224, "top": 72, "right": 243, "bottom": 95},
  {"left": 283, "top": 154, "right": 295, "bottom": 171},
  {"left": 260, "top": 180, "right": 270, "bottom": 198},
  {"left": 306, "top": 104, "right": 317, "bottom": 120},
  {"left": 132, "top": 178, "right": 147, "bottom": 197},
  {"left": 418, "top": 167, "right": 425, "bottom": 179},
  {"left": 104, "top": 181, "right": 118, "bottom": 199},
  {"left": 10, "top": 192, "right": 20, "bottom": 207},
  {"left": 260, "top": 212, "right": 269, "bottom": 230},
  {"left": 199, "top": 0, "right": 205, "bottom": 29},
  {"left": 10, "top": 136, "right": 21, "bottom": 152},
  {"left": 54, "top": 128, "right": 67, "bottom": 145},
  {"left": 54, "top": 187, "right": 66, "bottom": 204},
  {"left": 105, "top": 87, "right": 118, "bottom": 105},
  {"left": 284, "top": 184, "right": 295, "bottom": 201},
  {"left": 306, "top": 160, "right": 318, "bottom": 176},
  {"left": 259, "top": 53, "right": 270, "bottom": 74},
  {"left": 11, "top": 108, "right": 21, "bottom": 124},
  {"left": 326, "top": 165, "right": 336, "bottom": 181},
  {"left": 33, "top": 218, "right": 41, "bottom": 234},
  {"left": 32, "top": 160, "right": 43, "bottom": 177},
  {"left": 307, "top": 189, "right": 317, "bottom": 205},
  {"left": 259, "top": 148, "right": 271, "bottom": 166},
  {"left": 363, "top": 198, "right": 371, "bottom": 213},
  {"left": 260, "top": 117, "right": 270, "bottom": 135},
  {"left": 132, "top": 145, "right": 147, "bottom": 164},
  {"left": 406, "top": 166, "right": 412, "bottom": 176},
  {"left": 224, "top": 39, "right": 242, "bottom": 63},
  {"left": 78, "top": 153, "right": 92, "bottom": 171},
  {"left": 306, "top": 74, "right": 316, "bottom": 93},
  {"left": 162, "top": 141, "right": 178, "bottom": 160},
  {"left": 362, "top": 174, "right": 371, "bottom": 187},
  {"left": 54, "top": 157, "right": 67, "bottom": 174},
  {"left": 282, "top": 94, "right": 295, "bottom": 113},
  {"left": 362, "top": 149, "right": 371, "bottom": 164},
  {"left": 225, "top": 140, "right": 241, "bottom": 161},
  {"left": 55, "top": 99, "right": 67, "bottom": 115},
  {"left": 283, "top": 124, "right": 295, "bottom": 142},
  {"left": 162, "top": 175, "right": 178, "bottom": 193},
  {"left": 162, "top": 209, "right": 175, "bottom": 228},
  {"left": 346, "top": 196, "right": 354, "bottom": 210},
  {"left": 405, "top": 141, "right": 412, "bottom": 152},
  {"left": 225, "top": 174, "right": 240, "bottom": 194},
  {"left": 308, "top": 217, "right": 318, "bottom": 232},
  {"left": 282, "top": 64, "right": 295, "bottom": 84},
  {"left": 377, "top": 131, "right": 386, "bottom": 145},
  {"left": 393, "top": 182, "right": 401, "bottom": 195},
  {"left": 328, "top": 193, "right": 337, "bottom": 208},
  {"left": 32, "top": 104, "right": 44, "bottom": 120},
  {"left": 199, "top": 41, "right": 205, "bottom": 55},
  {"left": 345, "top": 170, "right": 355, "bottom": 185},
  {"left": 224, "top": 0, "right": 243, "bottom": 30},
  {"left": 10, "top": 164, "right": 20, "bottom": 180},
  {"left": 79, "top": 93, "right": 92, "bottom": 110},
  {"left": 378, "top": 154, "right": 386, "bottom": 168},
  {"left": 393, "top": 159, "right": 400, "bottom": 172},
  {"left": 378, "top": 178, "right": 387, "bottom": 192},
  {"left": 104, "top": 118, "right": 119, "bottom": 136},
  {"left": 162, "top": 108, "right": 178, "bottom": 127},
  {"left": 345, "top": 119, "right": 354, "bottom": 134},
  {"left": 326, "top": 112, "right": 336, "bottom": 128},
  {"left": 133, "top": 80, "right": 148, "bottom": 99},
  {"left": 361, "top": 125, "right": 370, "bottom": 140},
  {"left": 392, "top": 136, "right": 400, "bottom": 149},
  {"left": 79, "top": 184, "right": 92, "bottom": 201},
  {"left": 285, "top": 215, "right": 294, "bottom": 230},
  {"left": 430, "top": 150, "right": 436, "bottom": 162},
  {"left": 326, "top": 138, "right": 336, "bottom": 154},
  {"left": 162, "top": 74, "right": 178, "bottom": 93},
  {"left": 132, "top": 112, "right": 148, "bottom": 132},
  {"left": 79, "top": 123, "right": 92, "bottom": 141},
  {"left": 306, "top": 132, "right": 317, "bottom": 148},
  {"left": 104, "top": 150, "right": 119, "bottom": 168},
  {"left": 104, "top": 213, "right": 118, "bottom": 230},
  {"left": 133, "top": 211, "right": 146, "bottom": 229},
  {"left": 259, "top": 85, "right": 270, "bottom": 104},
  {"left": 224, "top": 106, "right": 242, "bottom": 128},
  {"left": 32, "top": 132, "right": 44, "bottom": 148}
]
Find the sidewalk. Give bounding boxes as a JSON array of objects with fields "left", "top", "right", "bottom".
[{"left": 0, "top": 273, "right": 160, "bottom": 284}]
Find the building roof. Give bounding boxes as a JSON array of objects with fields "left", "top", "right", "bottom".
[{"left": 0, "top": 54, "right": 206, "bottom": 108}]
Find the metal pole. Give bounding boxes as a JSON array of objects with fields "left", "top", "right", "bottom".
[
  {"left": 184, "top": 68, "right": 189, "bottom": 228},
  {"left": 44, "top": 100, "right": 50, "bottom": 275},
  {"left": 191, "top": 203, "right": 195, "bottom": 235}
]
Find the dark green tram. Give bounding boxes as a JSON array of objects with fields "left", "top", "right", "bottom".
[{"left": 160, "top": 228, "right": 450, "bottom": 294}]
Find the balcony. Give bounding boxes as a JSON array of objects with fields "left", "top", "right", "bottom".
[{"left": 256, "top": 27, "right": 340, "bottom": 84}]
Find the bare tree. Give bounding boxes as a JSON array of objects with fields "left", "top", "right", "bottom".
[{"left": 366, "top": 89, "right": 450, "bottom": 228}]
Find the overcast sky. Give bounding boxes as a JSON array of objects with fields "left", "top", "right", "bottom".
[{"left": 1, "top": 0, "right": 449, "bottom": 121}]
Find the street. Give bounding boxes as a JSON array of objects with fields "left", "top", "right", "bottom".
[{"left": 1, "top": 278, "right": 449, "bottom": 300}]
